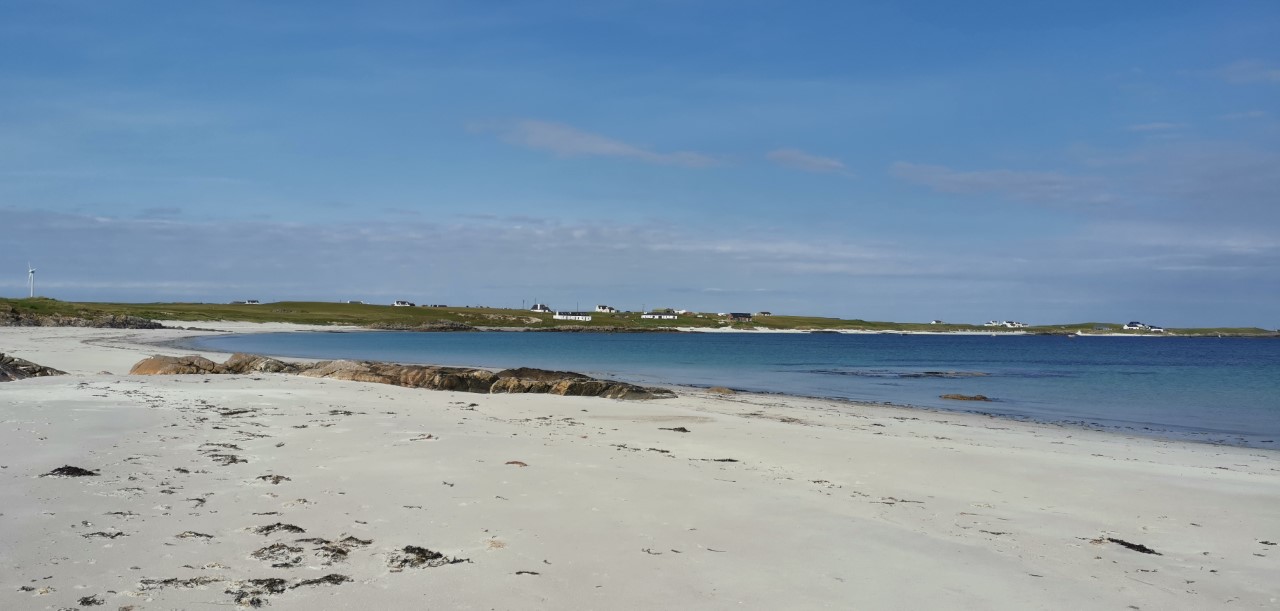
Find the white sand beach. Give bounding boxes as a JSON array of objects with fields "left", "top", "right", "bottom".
[{"left": 2, "top": 323, "right": 1277, "bottom": 610}]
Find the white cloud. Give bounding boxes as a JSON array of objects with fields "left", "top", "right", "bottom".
[
  {"left": 766, "top": 148, "right": 854, "bottom": 176},
  {"left": 488, "top": 120, "right": 719, "bottom": 168}
]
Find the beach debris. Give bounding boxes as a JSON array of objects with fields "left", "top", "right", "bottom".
[
  {"left": 207, "top": 453, "right": 247, "bottom": 466},
  {"left": 328, "top": 409, "right": 355, "bottom": 416},
  {"left": 1096, "top": 537, "right": 1162, "bottom": 555},
  {"left": 940, "top": 394, "right": 993, "bottom": 401},
  {"left": 77, "top": 594, "right": 104, "bottom": 606},
  {"left": 292, "top": 574, "right": 351, "bottom": 588},
  {"left": 257, "top": 474, "right": 291, "bottom": 484},
  {"left": 41, "top": 465, "right": 98, "bottom": 477},
  {"left": 140, "top": 576, "right": 223, "bottom": 591},
  {"left": 659, "top": 427, "right": 691, "bottom": 433},
  {"left": 218, "top": 408, "right": 255, "bottom": 417},
  {"left": 176, "top": 531, "right": 214, "bottom": 539},
  {"left": 505, "top": 460, "right": 528, "bottom": 467},
  {"left": 226, "top": 578, "right": 287, "bottom": 607},
  {"left": 83, "top": 530, "right": 127, "bottom": 539},
  {"left": 389, "top": 545, "right": 470, "bottom": 569},
  {"left": 1260, "top": 540, "right": 1276, "bottom": 545},
  {"left": 252, "top": 543, "right": 304, "bottom": 567},
  {"left": 707, "top": 386, "right": 735, "bottom": 395},
  {"left": 515, "top": 571, "right": 540, "bottom": 575},
  {"left": 252, "top": 522, "right": 306, "bottom": 536}
]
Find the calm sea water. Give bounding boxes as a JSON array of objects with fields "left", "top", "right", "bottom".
[{"left": 184, "top": 331, "right": 1280, "bottom": 448}]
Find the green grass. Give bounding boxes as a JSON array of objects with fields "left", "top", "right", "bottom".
[{"left": 1, "top": 297, "right": 1275, "bottom": 336}]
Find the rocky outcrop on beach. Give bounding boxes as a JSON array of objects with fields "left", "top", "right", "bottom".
[
  {"left": 0, "top": 353, "right": 66, "bottom": 382},
  {"left": 524, "top": 325, "right": 683, "bottom": 333},
  {"left": 129, "top": 353, "right": 674, "bottom": 400},
  {"left": 0, "top": 306, "right": 163, "bottom": 329},
  {"left": 364, "top": 321, "right": 479, "bottom": 332}
]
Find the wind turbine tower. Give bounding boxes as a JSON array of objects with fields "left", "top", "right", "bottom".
[{"left": 27, "top": 262, "right": 35, "bottom": 298}]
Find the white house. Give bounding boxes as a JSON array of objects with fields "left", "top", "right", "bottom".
[
  {"left": 1003, "top": 321, "right": 1028, "bottom": 328},
  {"left": 1148, "top": 326, "right": 1165, "bottom": 333},
  {"left": 244, "top": 300, "right": 261, "bottom": 305},
  {"left": 641, "top": 312, "right": 678, "bottom": 320},
  {"left": 1123, "top": 321, "right": 1149, "bottom": 330},
  {"left": 530, "top": 303, "right": 552, "bottom": 313},
  {"left": 553, "top": 311, "right": 592, "bottom": 321},
  {"left": 392, "top": 300, "right": 415, "bottom": 307},
  {"left": 595, "top": 305, "right": 617, "bottom": 313},
  {"left": 930, "top": 320, "right": 944, "bottom": 325},
  {"left": 984, "top": 320, "right": 1002, "bottom": 327}
]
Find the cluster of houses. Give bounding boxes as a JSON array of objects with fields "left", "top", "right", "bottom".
[
  {"left": 1124, "top": 321, "right": 1165, "bottom": 332},
  {"left": 984, "top": 320, "right": 1029, "bottom": 328},
  {"left": 527, "top": 303, "right": 760, "bottom": 323}
]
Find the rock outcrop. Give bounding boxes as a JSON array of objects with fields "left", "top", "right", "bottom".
[
  {"left": 0, "top": 353, "right": 66, "bottom": 382},
  {"left": 364, "top": 321, "right": 478, "bottom": 332},
  {"left": 1, "top": 306, "right": 163, "bottom": 329},
  {"left": 940, "top": 394, "right": 992, "bottom": 401},
  {"left": 129, "top": 353, "right": 674, "bottom": 400}
]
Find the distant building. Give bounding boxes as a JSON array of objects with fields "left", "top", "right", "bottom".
[
  {"left": 1148, "top": 326, "right": 1165, "bottom": 333},
  {"left": 595, "top": 305, "right": 617, "bottom": 313},
  {"left": 392, "top": 300, "right": 415, "bottom": 307},
  {"left": 984, "top": 320, "right": 1002, "bottom": 327},
  {"left": 243, "top": 300, "right": 261, "bottom": 305},
  {"left": 726, "top": 313, "right": 754, "bottom": 322},
  {"left": 1003, "top": 321, "right": 1027, "bottom": 328},
  {"left": 641, "top": 312, "right": 678, "bottom": 320},
  {"left": 756, "top": 311, "right": 773, "bottom": 317},
  {"left": 553, "top": 311, "right": 592, "bottom": 321},
  {"left": 530, "top": 304, "right": 552, "bottom": 313},
  {"left": 930, "top": 320, "right": 944, "bottom": 325},
  {"left": 346, "top": 300, "right": 364, "bottom": 304},
  {"left": 1123, "top": 321, "right": 1149, "bottom": 330}
]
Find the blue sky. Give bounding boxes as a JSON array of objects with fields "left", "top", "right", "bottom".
[{"left": 2, "top": 1, "right": 1277, "bottom": 326}]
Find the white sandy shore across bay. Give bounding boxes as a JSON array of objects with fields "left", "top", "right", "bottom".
[{"left": 1, "top": 322, "right": 1277, "bottom": 610}]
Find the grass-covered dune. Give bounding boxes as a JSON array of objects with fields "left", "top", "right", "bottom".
[{"left": 1, "top": 297, "right": 1275, "bottom": 336}]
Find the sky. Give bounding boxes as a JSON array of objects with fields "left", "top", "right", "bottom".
[{"left": 1, "top": 0, "right": 1277, "bottom": 327}]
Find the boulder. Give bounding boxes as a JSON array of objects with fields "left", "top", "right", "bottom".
[
  {"left": 129, "top": 355, "right": 222, "bottom": 375},
  {"left": 940, "top": 394, "right": 992, "bottom": 401}
]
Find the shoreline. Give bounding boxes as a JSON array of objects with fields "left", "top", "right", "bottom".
[
  {"left": 3, "top": 322, "right": 1278, "bottom": 609},
  {"left": 166, "top": 323, "right": 1276, "bottom": 451}
]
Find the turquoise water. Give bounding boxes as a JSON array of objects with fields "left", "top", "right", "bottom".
[{"left": 185, "top": 331, "right": 1280, "bottom": 448}]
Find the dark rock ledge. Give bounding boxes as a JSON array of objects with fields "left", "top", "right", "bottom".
[
  {"left": 0, "top": 353, "right": 66, "bottom": 382},
  {"left": 129, "top": 353, "right": 675, "bottom": 400}
]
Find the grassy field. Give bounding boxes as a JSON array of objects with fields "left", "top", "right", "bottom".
[{"left": 1, "top": 297, "right": 1275, "bottom": 336}]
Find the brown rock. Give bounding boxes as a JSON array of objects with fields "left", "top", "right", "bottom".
[
  {"left": 940, "top": 394, "right": 992, "bottom": 401},
  {"left": 128, "top": 355, "right": 222, "bottom": 375}
]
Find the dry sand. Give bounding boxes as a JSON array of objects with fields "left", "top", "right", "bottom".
[{"left": 1, "top": 322, "right": 1277, "bottom": 610}]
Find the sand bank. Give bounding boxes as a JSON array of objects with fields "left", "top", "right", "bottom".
[{"left": 2, "top": 323, "right": 1277, "bottom": 609}]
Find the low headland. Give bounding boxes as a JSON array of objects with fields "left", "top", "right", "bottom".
[{"left": 4, "top": 297, "right": 1275, "bottom": 336}]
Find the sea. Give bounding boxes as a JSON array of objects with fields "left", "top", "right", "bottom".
[{"left": 183, "top": 331, "right": 1280, "bottom": 448}]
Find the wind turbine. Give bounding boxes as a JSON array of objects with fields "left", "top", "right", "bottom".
[{"left": 27, "top": 262, "right": 35, "bottom": 298}]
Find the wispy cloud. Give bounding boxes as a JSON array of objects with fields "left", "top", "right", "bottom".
[
  {"left": 890, "top": 162, "right": 1112, "bottom": 205},
  {"left": 486, "top": 120, "right": 719, "bottom": 168},
  {"left": 766, "top": 148, "right": 854, "bottom": 176},
  {"left": 1126, "top": 122, "right": 1184, "bottom": 132},
  {"left": 1217, "top": 59, "right": 1280, "bottom": 84},
  {"left": 1219, "top": 110, "right": 1269, "bottom": 121}
]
